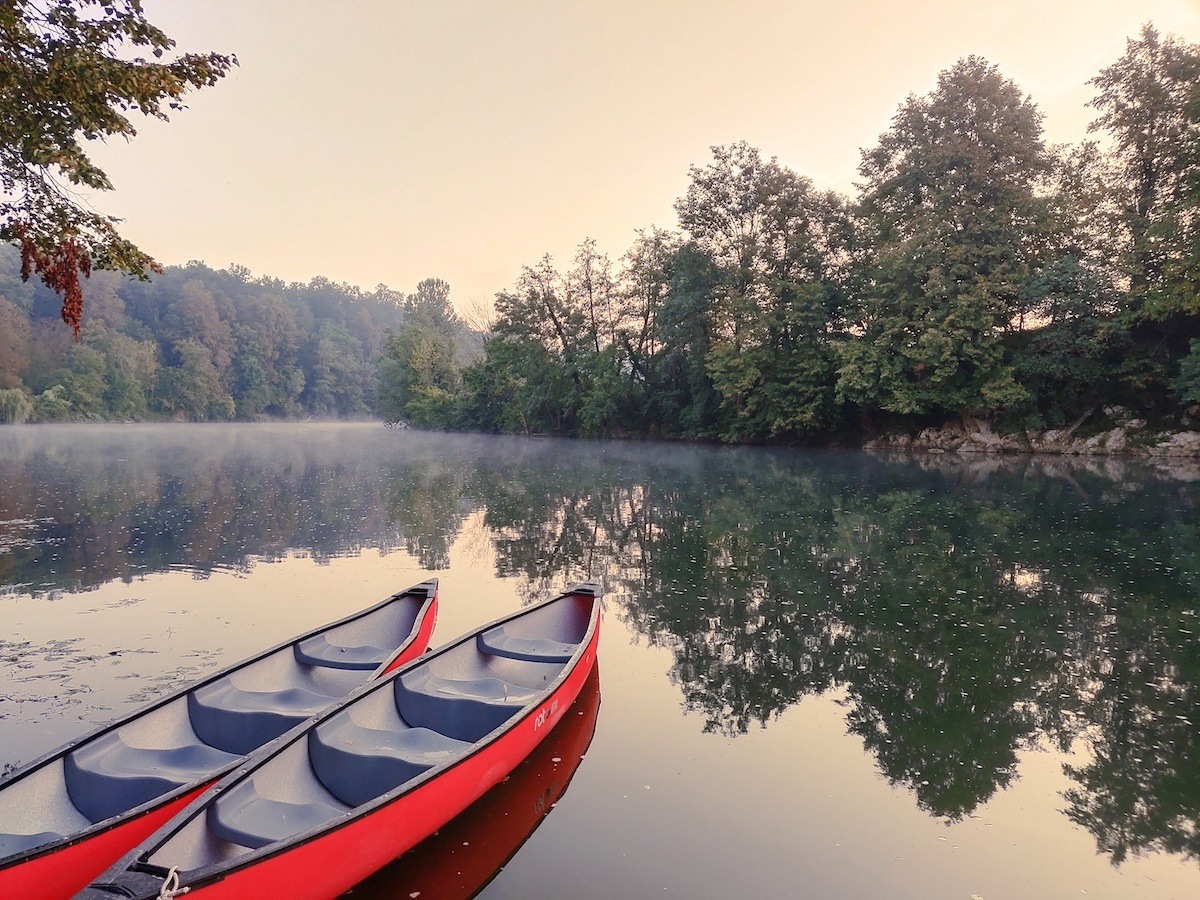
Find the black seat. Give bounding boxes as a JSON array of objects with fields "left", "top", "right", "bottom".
[
  {"left": 64, "top": 731, "right": 238, "bottom": 824},
  {"left": 477, "top": 625, "right": 577, "bottom": 663},
  {"left": 206, "top": 779, "right": 347, "bottom": 850},
  {"left": 394, "top": 670, "right": 536, "bottom": 743},
  {"left": 308, "top": 714, "right": 470, "bottom": 807},
  {"left": 293, "top": 635, "right": 391, "bottom": 671},
  {"left": 187, "top": 680, "right": 339, "bottom": 756}
]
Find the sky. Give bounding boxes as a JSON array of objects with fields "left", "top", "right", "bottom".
[{"left": 85, "top": 0, "right": 1200, "bottom": 313}]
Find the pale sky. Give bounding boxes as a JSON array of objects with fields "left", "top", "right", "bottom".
[{"left": 85, "top": 0, "right": 1200, "bottom": 311}]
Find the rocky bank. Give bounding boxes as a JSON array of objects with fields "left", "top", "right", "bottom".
[{"left": 862, "top": 407, "right": 1200, "bottom": 459}]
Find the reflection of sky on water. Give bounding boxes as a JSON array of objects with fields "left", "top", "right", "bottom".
[{"left": 0, "top": 423, "right": 1198, "bottom": 897}]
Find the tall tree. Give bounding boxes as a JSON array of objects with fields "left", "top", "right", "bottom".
[
  {"left": 377, "top": 279, "right": 462, "bottom": 428},
  {"left": 378, "top": 324, "right": 459, "bottom": 428},
  {"left": 675, "top": 142, "right": 848, "bottom": 440},
  {"left": 156, "top": 339, "right": 234, "bottom": 421},
  {"left": 568, "top": 239, "right": 619, "bottom": 355},
  {"left": 1089, "top": 24, "right": 1200, "bottom": 315},
  {"left": 838, "top": 57, "right": 1050, "bottom": 420},
  {"left": 404, "top": 278, "right": 459, "bottom": 334},
  {"left": 0, "top": 1, "right": 235, "bottom": 334}
]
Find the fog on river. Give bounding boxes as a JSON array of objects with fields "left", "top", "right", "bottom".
[{"left": 1, "top": 423, "right": 1198, "bottom": 898}]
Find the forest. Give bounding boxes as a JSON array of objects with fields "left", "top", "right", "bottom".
[
  {"left": 2, "top": 25, "right": 1198, "bottom": 445},
  {"left": 0, "top": 257, "right": 473, "bottom": 423}
]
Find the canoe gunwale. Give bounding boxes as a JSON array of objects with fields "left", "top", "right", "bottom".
[
  {"left": 124, "top": 583, "right": 602, "bottom": 893},
  {"left": 0, "top": 580, "right": 439, "bottom": 873}
]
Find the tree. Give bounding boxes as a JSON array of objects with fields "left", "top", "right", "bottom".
[
  {"left": 0, "top": 296, "right": 31, "bottom": 388},
  {"left": 1009, "top": 258, "right": 1127, "bottom": 426},
  {"left": 838, "top": 57, "right": 1049, "bottom": 420},
  {"left": 0, "top": 386, "right": 33, "bottom": 423},
  {"left": 377, "top": 279, "right": 463, "bottom": 427},
  {"left": 1006, "top": 144, "right": 1131, "bottom": 425},
  {"left": 404, "top": 278, "right": 459, "bottom": 334},
  {"left": 617, "top": 227, "right": 678, "bottom": 379},
  {"left": 378, "top": 323, "right": 459, "bottom": 428},
  {"left": 156, "top": 339, "right": 234, "bottom": 421},
  {"left": 651, "top": 241, "right": 723, "bottom": 438},
  {"left": 568, "top": 239, "right": 619, "bottom": 355},
  {"left": 0, "top": 0, "right": 235, "bottom": 334},
  {"left": 675, "top": 142, "right": 848, "bottom": 439},
  {"left": 305, "top": 322, "right": 369, "bottom": 416},
  {"left": 1089, "top": 25, "right": 1200, "bottom": 315}
]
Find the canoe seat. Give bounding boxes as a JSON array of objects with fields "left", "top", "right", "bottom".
[
  {"left": 477, "top": 625, "right": 577, "bottom": 663},
  {"left": 308, "top": 715, "right": 470, "bottom": 807},
  {"left": 293, "top": 635, "right": 392, "bottom": 671},
  {"left": 395, "top": 670, "right": 538, "bottom": 743},
  {"left": 188, "top": 680, "right": 339, "bottom": 756},
  {"left": 206, "top": 779, "right": 346, "bottom": 850},
  {"left": 64, "top": 731, "right": 238, "bottom": 825},
  {"left": 0, "top": 830, "right": 63, "bottom": 858}
]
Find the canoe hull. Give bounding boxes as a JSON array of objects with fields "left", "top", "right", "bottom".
[
  {"left": 0, "top": 786, "right": 200, "bottom": 900},
  {"left": 0, "top": 583, "right": 438, "bottom": 900},
  {"left": 160, "top": 636, "right": 597, "bottom": 900},
  {"left": 351, "top": 661, "right": 602, "bottom": 900}
]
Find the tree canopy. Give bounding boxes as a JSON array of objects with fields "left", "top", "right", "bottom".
[{"left": 836, "top": 56, "right": 1049, "bottom": 419}]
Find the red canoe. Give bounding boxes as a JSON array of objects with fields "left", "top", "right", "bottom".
[
  {"left": 0, "top": 580, "right": 438, "bottom": 900},
  {"left": 348, "top": 661, "right": 601, "bottom": 899},
  {"left": 82, "top": 583, "right": 602, "bottom": 900}
]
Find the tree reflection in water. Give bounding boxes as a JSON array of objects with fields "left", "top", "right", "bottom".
[{"left": 1, "top": 425, "right": 1196, "bottom": 865}]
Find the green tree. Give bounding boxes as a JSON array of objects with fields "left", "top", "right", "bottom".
[
  {"left": 95, "top": 328, "right": 157, "bottom": 419},
  {"left": 476, "top": 255, "right": 588, "bottom": 435},
  {"left": 231, "top": 290, "right": 303, "bottom": 418},
  {"left": 675, "top": 142, "right": 848, "bottom": 440},
  {"left": 651, "top": 241, "right": 722, "bottom": 438},
  {"left": 306, "top": 322, "right": 369, "bottom": 416},
  {"left": 156, "top": 339, "right": 235, "bottom": 421},
  {"left": 0, "top": 1, "right": 235, "bottom": 333},
  {"left": 378, "top": 323, "right": 459, "bottom": 428},
  {"left": 62, "top": 343, "right": 103, "bottom": 416},
  {"left": 0, "top": 386, "right": 33, "bottom": 423},
  {"left": 838, "top": 57, "right": 1049, "bottom": 421},
  {"left": 1089, "top": 24, "right": 1200, "bottom": 314},
  {"left": 1010, "top": 258, "right": 1127, "bottom": 425},
  {"left": 404, "top": 278, "right": 458, "bottom": 334},
  {"left": 377, "top": 279, "right": 463, "bottom": 427}
]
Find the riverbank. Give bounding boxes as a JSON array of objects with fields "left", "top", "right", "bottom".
[{"left": 862, "top": 406, "right": 1200, "bottom": 461}]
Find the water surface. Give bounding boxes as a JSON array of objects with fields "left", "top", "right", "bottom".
[{"left": 1, "top": 423, "right": 1197, "bottom": 898}]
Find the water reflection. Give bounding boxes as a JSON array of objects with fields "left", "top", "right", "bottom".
[
  {"left": 1, "top": 424, "right": 1197, "bottom": 868},
  {"left": 0, "top": 424, "right": 460, "bottom": 591}
]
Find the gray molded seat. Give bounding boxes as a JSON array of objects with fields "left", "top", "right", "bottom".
[
  {"left": 187, "top": 681, "right": 338, "bottom": 756},
  {"left": 206, "top": 780, "right": 346, "bottom": 850},
  {"left": 308, "top": 715, "right": 470, "bottom": 807},
  {"left": 394, "top": 671, "right": 537, "bottom": 743},
  {"left": 477, "top": 625, "right": 578, "bottom": 663},
  {"left": 0, "top": 830, "right": 63, "bottom": 858},
  {"left": 293, "top": 635, "right": 391, "bottom": 671},
  {"left": 63, "top": 731, "right": 239, "bottom": 824}
]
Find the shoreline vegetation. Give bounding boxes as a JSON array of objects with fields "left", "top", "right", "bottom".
[{"left": 3, "top": 25, "right": 1200, "bottom": 461}]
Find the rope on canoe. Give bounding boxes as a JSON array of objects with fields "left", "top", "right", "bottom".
[{"left": 158, "top": 867, "right": 190, "bottom": 898}]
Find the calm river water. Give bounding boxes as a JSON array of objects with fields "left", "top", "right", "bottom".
[{"left": 1, "top": 423, "right": 1198, "bottom": 898}]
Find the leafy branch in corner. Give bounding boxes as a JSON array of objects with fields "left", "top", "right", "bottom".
[{"left": 0, "top": 0, "right": 236, "bottom": 335}]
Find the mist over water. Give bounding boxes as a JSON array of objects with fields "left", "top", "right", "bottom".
[{"left": 1, "top": 423, "right": 1198, "bottom": 897}]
